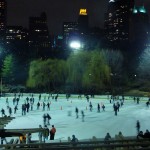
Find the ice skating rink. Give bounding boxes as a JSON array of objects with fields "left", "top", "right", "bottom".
[{"left": 1, "top": 94, "right": 150, "bottom": 141}]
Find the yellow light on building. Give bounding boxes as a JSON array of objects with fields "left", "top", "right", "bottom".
[{"left": 79, "top": 9, "right": 87, "bottom": 15}]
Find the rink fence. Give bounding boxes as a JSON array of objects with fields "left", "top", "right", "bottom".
[{"left": 0, "top": 137, "right": 150, "bottom": 150}]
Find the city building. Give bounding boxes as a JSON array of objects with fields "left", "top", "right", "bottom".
[
  {"left": 104, "top": 0, "right": 134, "bottom": 47},
  {"left": 78, "top": 8, "right": 89, "bottom": 35},
  {"left": 63, "top": 22, "right": 78, "bottom": 45},
  {"left": 28, "top": 12, "right": 51, "bottom": 58},
  {"left": 130, "top": 5, "right": 149, "bottom": 46},
  {"left": 6, "top": 26, "right": 28, "bottom": 44},
  {"left": 63, "top": 8, "right": 89, "bottom": 49},
  {"left": 0, "top": 0, "right": 7, "bottom": 42}
]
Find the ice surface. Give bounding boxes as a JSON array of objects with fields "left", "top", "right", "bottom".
[{"left": 0, "top": 94, "right": 149, "bottom": 141}]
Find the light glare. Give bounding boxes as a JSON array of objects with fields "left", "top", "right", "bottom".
[{"left": 70, "top": 41, "right": 81, "bottom": 49}]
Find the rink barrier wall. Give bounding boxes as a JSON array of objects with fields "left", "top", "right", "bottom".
[
  {"left": 0, "top": 137, "right": 150, "bottom": 150},
  {"left": 0, "top": 117, "right": 15, "bottom": 129}
]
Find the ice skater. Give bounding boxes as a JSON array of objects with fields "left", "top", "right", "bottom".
[
  {"left": 136, "top": 120, "right": 140, "bottom": 134},
  {"left": 8, "top": 107, "right": 12, "bottom": 116},
  {"left": 89, "top": 102, "right": 93, "bottom": 111},
  {"left": 97, "top": 103, "right": 100, "bottom": 112},
  {"left": 14, "top": 105, "right": 18, "bottom": 114},
  {"left": 1, "top": 108, "right": 5, "bottom": 117},
  {"left": 75, "top": 107, "right": 79, "bottom": 118},
  {"left": 102, "top": 104, "right": 105, "bottom": 111},
  {"left": 81, "top": 110, "right": 85, "bottom": 122},
  {"left": 50, "top": 125, "right": 56, "bottom": 140},
  {"left": 46, "top": 113, "right": 51, "bottom": 125}
]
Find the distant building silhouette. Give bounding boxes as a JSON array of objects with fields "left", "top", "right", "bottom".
[
  {"left": 104, "top": 0, "right": 150, "bottom": 49},
  {"left": 130, "top": 5, "right": 149, "bottom": 46},
  {"left": 28, "top": 12, "right": 51, "bottom": 59},
  {"left": 78, "top": 8, "right": 89, "bottom": 35},
  {"left": 0, "top": 0, "right": 7, "bottom": 43},
  {"left": 104, "top": 0, "right": 134, "bottom": 48},
  {"left": 6, "top": 26, "right": 28, "bottom": 44},
  {"left": 63, "top": 22, "right": 78, "bottom": 45}
]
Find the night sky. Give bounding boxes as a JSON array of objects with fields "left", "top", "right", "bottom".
[{"left": 7, "top": 0, "right": 150, "bottom": 34}]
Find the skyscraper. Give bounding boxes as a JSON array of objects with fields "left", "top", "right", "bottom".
[
  {"left": 130, "top": 5, "right": 149, "bottom": 45},
  {"left": 78, "top": 8, "right": 89, "bottom": 34},
  {"left": 6, "top": 26, "right": 28, "bottom": 44},
  {"left": 0, "top": 0, "right": 7, "bottom": 42},
  {"left": 104, "top": 0, "right": 134, "bottom": 46},
  {"left": 28, "top": 12, "right": 51, "bottom": 58},
  {"left": 63, "top": 22, "right": 78, "bottom": 45}
]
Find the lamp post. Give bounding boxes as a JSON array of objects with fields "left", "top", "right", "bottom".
[
  {"left": 69, "top": 41, "right": 81, "bottom": 52},
  {"left": 69, "top": 40, "right": 81, "bottom": 93}
]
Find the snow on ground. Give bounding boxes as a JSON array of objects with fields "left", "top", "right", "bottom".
[{"left": 0, "top": 94, "right": 150, "bottom": 141}]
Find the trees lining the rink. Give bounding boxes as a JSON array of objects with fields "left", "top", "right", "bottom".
[
  {"left": 138, "top": 48, "right": 150, "bottom": 79},
  {"left": 26, "top": 49, "right": 124, "bottom": 94},
  {"left": 137, "top": 48, "right": 150, "bottom": 91},
  {"left": 26, "top": 59, "right": 67, "bottom": 92},
  {"left": 1, "top": 54, "right": 16, "bottom": 84}
]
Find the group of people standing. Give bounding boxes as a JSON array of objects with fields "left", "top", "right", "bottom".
[{"left": 38, "top": 124, "right": 56, "bottom": 142}]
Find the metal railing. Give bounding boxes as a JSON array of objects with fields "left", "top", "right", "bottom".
[{"left": 0, "top": 137, "right": 150, "bottom": 150}]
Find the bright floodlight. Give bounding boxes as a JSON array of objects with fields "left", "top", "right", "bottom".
[{"left": 70, "top": 41, "right": 81, "bottom": 49}]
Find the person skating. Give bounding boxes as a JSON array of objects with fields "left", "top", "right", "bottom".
[
  {"left": 114, "top": 105, "right": 118, "bottom": 116},
  {"left": 97, "top": 103, "right": 100, "bottom": 112},
  {"left": 75, "top": 107, "right": 79, "bottom": 118},
  {"left": 136, "top": 120, "right": 140, "bottom": 134},
  {"left": 13, "top": 98, "right": 16, "bottom": 105},
  {"left": 86, "top": 95, "right": 89, "bottom": 102},
  {"left": 16, "top": 97, "right": 19, "bottom": 105},
  {"left": 55, "top": 95, "right": 58, "bottom": 101},
  {"left": 50, "top": 125, "right": 56, "bottom": 140},
  {"left": 43, "top": 114, "right": 47, "bottom": 126},
  {"left": 6, "top": 98, "right": 9, "bottom": 106},
  {"left": 26, "top": 97, "right": 29, "bottom": 103},
  {"left": 43, "top": 102, "right": 46, "bottom": 111},
  {"left": 137, "top": 97, "right": 140, "bottom": 104},
  {"left": 102, "top": 104, "right": 105, "bottom": 111},
  {"left": 39, "top": 94, "right": 41, "bottom": 101},
  {"left": 89, "top": 102, "right": 93, "bottom": 112},
  {"left": 22, "top": 104, "right": 26, "bottom": 115},
  {"left": 38, "top": 125, "right": 43, "bottom": 143},
  {"left": 117, "top": 102, "right": 120, "bottom": 112},
  {"left": 1, "top": 108, "right": 5, "bottom": 117},
  {"left": 43, "top": 125, "right": 49, "bottom": 142},
  {"left": 26, "top": 102, "right": 30, "bottom": 113},
  {"left": 47, "top": 102, "right": 50, "bottom": 111},
  {"left": 14, "top": 105, "right": 18, "bottom": 114},
  {"left": 81, "top": 110, "right": 85, "bottom": 122},
  {"left": 37, "top": 102, "right": 40, "bottom": 110},
  {"left": 46, "top": 113, "right": 51, "bottom": 125},
  {"left": 30, "top": 102, "right": 33, "bottom": 111},
  {"left": 8, "top": 107, "right": 12, "bottom": 116},
  {"left": 1, "top": 129, "right": 7, "bottom": 144}
]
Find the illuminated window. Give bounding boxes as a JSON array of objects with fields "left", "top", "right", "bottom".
[{"left": 79, "top": 9, "right": 87, "bottom": 15}]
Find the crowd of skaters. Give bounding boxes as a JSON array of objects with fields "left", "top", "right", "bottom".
[
  {"left": 1, "top": 93, "right": 150, "bottom": 121},
  {"left": 1, "top": 93, "right": 150, "bottom": 118},
  {"left": 0, "top": 93, "right": 55, "bottom": 117},
  {"left": 0, "top": 93, "right": 150, "bottom": 144},
  {"left": 0, "top": 92, "right": 58, "bottom": 144}
]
